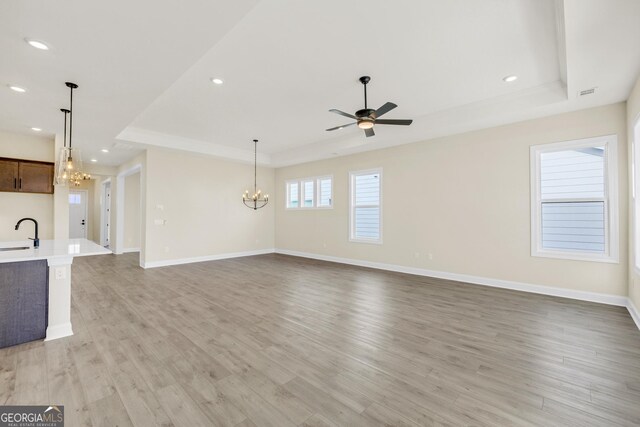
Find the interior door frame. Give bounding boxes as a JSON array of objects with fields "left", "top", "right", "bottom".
[
  {"left": 100, "top": 179, "right": 111, "bottom": 247},
  {"left": 115, "top": 164, "right": 141, "bottom": 255},
  {"left": 69, "top": 189, "right": 89, "bottom": 239}
]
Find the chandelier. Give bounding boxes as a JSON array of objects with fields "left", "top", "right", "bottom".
[
  {"left": 242, "top": 139, "right": 269, "bottom": 210},
  {"left": 55, "top": 82, "right": 90, "bottom": 186}
]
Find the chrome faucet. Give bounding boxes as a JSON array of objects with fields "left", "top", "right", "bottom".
[{"left": 15, "top": 218, "right": 39, "bottom": 248}]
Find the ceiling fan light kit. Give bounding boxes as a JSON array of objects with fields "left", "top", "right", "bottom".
[{"left": 327, "top": 76, "right": 413, "bottom": 137}]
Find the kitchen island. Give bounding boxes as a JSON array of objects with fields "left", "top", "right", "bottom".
[{"left": 0, "top": 239, "right": 111, "bottom": 348}]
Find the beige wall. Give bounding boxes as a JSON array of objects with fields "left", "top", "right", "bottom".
[
  {"left": 0, "top": 131, "right": 55, "bottom": 241},
  {"left": 124, "top": 172, "right": 141, "bottom": 250},
  {"left": 0, "top": 130, "right": 54, "bottom": 162},
  {"left": 627, "top": 75, "right": 640, "bottom": 309},
  {"left": 91, "top": 178, "right": 103, "bottom": 243},
  {"left": 143, "top": 147, "right": 275, "bottom": 265},
  {"left": 275, "top": 103, "right": 628, "bottom": 297}
]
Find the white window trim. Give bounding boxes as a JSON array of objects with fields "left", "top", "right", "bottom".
[
  {"left": 632, "top": 116, "right": 640, "bottom": 273},
  {"left": 285, "top": 175, "right": 334, "bottom": 210},
  {"left": 316, "top": 175, "right": 334, "bottom": 209},
  {"left": 349, "top": 168, "right": 383, "bottom": 244},
  {"left": 285, "top": 180, "right": 300, "bottom": 210},
  {"left": 301, "top": 179, "right": 315, "bottom": 209},
  {"left": 530, "top": 135, "right": 619, "bottom": 263}
]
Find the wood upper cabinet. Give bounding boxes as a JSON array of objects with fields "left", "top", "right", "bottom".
[
  {"left": 0, "top": 159, "right": 19, "bottom": 192},
  {"left": 19, "top": 162, "right": 54, "bottom": 193},
  {"left": 0, "top": 158, "right": 54, "bottom": 194}
]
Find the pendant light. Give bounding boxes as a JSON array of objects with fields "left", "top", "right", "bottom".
[
  {"left": 57, "top": 82, "right": 90, "bottom": 186},
  {"left": 242, "top": 139, "right": 269, "bottom": 210},
  {"left": 54, "top": 108, "right": 71, "bottom": 185}
]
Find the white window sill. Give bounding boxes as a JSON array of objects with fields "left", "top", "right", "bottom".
[
  {"left": 532, "top": 250, "right": 619, "bottom": 264},
  {"left": 286, "top": 206, "right": 334, "bottom": 210},
  {"left": 349, "top": 238, "right": 383, "bottom": 245}
]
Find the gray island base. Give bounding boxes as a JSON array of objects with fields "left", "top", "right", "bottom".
[{"left": 0, "top": 260, "right": 48, "bottom": 348}]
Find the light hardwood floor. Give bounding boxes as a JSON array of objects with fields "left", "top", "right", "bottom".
[{"left": 1, "top": 253, "right": 640, "bottom": 426}]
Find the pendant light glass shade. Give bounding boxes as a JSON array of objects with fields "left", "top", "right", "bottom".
[
  {"left": 54, "top": 108, "right": 70, "bottom": 185},
  {"left": 63, "top": 148, "right": 90, "bottom": 186}
]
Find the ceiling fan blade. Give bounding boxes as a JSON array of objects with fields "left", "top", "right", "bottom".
[
  {"left": 375, "top": 102, "right": 397, "bottom": 118},
  {"left": 375, "top": 119, "right": 413, "bottom": 126},
  {"left": 326, "top": 122, "right": 356, "bottom": 131},
  {"left": 364, "top": 128, "right": 375, "bottom": 137},
  {"left": 329, "top": 109, "right": 357, "bottom": 119}
]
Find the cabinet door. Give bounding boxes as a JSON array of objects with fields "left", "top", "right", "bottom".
[
  {"left": 18, "top": 162, "right": 54, "bottom": 194},
  {"left": 0, "top": 159, "right": 19, "bottom": 192},
  {"left": 0, "top": 260, "right": 48, "bottom": 348}
]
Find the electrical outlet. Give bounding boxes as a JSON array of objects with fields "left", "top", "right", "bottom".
[{"left": 55, "top": 267, "right": 66, "bottom": 280}]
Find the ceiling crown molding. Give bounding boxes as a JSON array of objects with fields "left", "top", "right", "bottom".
[{"left": 116, "top": 127, "right": 272, "bottom": 165}]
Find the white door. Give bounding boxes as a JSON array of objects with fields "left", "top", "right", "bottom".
[{"left": 69, "top": 190, "right": 88, "bottom": 239}]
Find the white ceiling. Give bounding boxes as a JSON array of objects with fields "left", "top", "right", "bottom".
[
  {"left": 0, "top": 0, "right": 259, "bottom": 165},
  {"left": 1, "top": 0, "right": 640, "bottom": 167}
]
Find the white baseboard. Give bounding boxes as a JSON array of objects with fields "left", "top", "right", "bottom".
[
  {"left": 141, "top": 248, "right": 275, "bottom": 269},
  {"left": 45, "top": 322, "right": 73, "bottom": 341},
  {"left": 274, "top": 249, "right": 630, "bottom": 307},
  {"left": 122, "top": 247, "right": 140, "bottom": 253},
  {"left": 628, "top": 299, "right": 640, "bottom": 331}
]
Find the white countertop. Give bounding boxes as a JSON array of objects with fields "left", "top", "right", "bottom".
[{"left": 0, "top": 239, "right": 112, "bottom": 264}]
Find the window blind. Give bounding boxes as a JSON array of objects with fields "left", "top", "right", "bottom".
[{"left": 318, "top": 178, "right": 332, "bottom": 207}]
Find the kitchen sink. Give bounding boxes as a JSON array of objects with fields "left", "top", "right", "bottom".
[{"left": 0, "top": 246, "right": 30, "bottom": 252}]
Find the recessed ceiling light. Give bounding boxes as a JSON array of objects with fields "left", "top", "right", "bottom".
[
  {"left": 31, "top": 127, "right": 42, "bottom": 132},
  {"left": 503, "top": 75, "right": 518, "bottom": 83},
  {"left": 101, "top": 148, "right": 109, "bottom": 153},
  {"left": 25, "top": 38, "right": 49, "bottom": 50},
  {"left": 8, "top": 85, "right": 26, "bottom": 93},
  {"left": 210, "top": 78, "right": 224, "bottom": 85},
  {"left": 90, "top": 159, "right": 97, "bottom": 163}
]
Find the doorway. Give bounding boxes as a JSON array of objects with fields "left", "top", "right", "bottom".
[{"left": 69, "top": 190, "right": 88, "bottom": 239}]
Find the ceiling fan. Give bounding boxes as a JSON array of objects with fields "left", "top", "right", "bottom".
[{"left": 326, "top": 76, "right": 412, "bottom": 137}]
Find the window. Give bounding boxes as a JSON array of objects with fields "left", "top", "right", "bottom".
[
  {"left": 350, "top": 169, "right": 382, "bottom": 243},
  {"left": 287, "top": 181, "right": 299, "bottom": 208},
  {"left": 302, "top": 180, "right": 314, "bottom": 207},
  {"left": 318, "top": 177, "right": 332, "bottom": 207},
  {"left": 530, "top": 135, "right": 618, "bottom": 262},
  {"left": 286, "top": 176, "right": 332, "bottom": 209}
]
